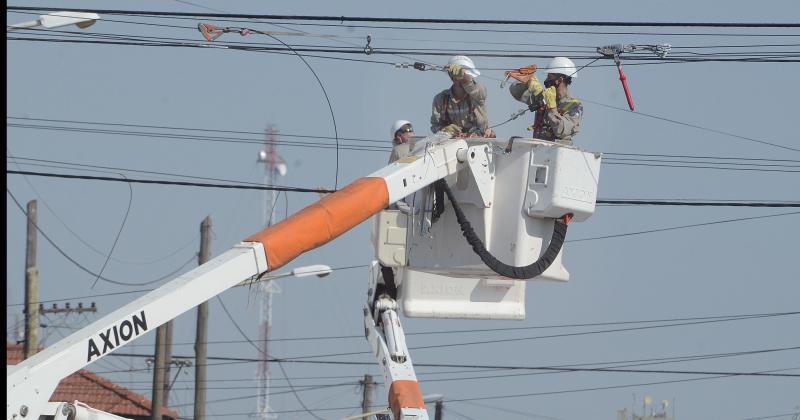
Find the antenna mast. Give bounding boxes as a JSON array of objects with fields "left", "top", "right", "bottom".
[{"left": 256, "top": 125, "right": 285, "bottom": 420}]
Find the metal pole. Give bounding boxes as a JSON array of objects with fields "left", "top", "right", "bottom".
[
  {"left": 361, "top": 374, "right": 374, "bottom": 418},
  {"left": 24, "top": 200, "right": 39, "bottom": 359},
  {"left": 194, "top": 216, "right": 212, "bottom": 420},
  {"left": 163, "top": 320, "right": 173, "bottom": 403},
  {"left": 434, "top": 400, "right": 443, "bottom": 420},
  {"left": 151, "top": 325, "right": 167, "bottom": 420}
]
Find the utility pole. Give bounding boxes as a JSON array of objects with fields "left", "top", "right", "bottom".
[
  {"left": 163, "top": 321, "right": 173, "bottom": 403},
  {"left": 151, "top": 324, "right": 167, "bottom": 420},
  {"left": 360, "top": 374, "right": 374, "bottom": 418},
  {"left": 194, "top": 216, "right": 212, "bottom": 420},
  {"left": 434, "top": 400, "right": 443, "bottom": 420},
  {"left": 24, "top": 200, "right": 39, "bottom": 359}
]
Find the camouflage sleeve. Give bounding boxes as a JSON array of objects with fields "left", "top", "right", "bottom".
[
  {"left": 462, "top": 79, "right": 487, "bottom": 106},
  {"left": 544, "top": 100, "right": 583, "bottom": 139},
  {"left": 431, "top": 93, "right": 445, "bottom": 133},
  {"left": 464, "top": 80, "right": 488, "bottom": 132}
]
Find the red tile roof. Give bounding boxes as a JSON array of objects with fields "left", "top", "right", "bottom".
[{"left": 8, "top": 343, "right": 178, "bottom": 420}]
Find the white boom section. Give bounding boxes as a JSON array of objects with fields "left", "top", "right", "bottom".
[
  {"left": 7, "top": 133, "right": 471, "bottom": 420},
  {"left": 369, "top": 133, "right": 465, "bottom": 204},
  {"left": 7, "top": 243, "right": 268, "bottom": 420},
  {"left": 364, "top": 299, "right": 429, "bottom": 420}
]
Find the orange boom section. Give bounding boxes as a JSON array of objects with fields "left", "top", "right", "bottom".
[
  {"left": 244, "top": 177, "right": 389, "bottom": 271},
  {"left": 388, "top": 380, "right": 426, "bottom": 419}
]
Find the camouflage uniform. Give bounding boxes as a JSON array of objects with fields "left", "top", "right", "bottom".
[
  {"left": 431, "top": 79, "right": 489, "bottom": 135},
  {"left": 388, "top": 142, "right": 411, "bottom": 164},
  {"left": 509, "top": 82, "right": 583, "bottom": 145}
]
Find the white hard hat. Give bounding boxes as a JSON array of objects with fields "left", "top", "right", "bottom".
[
  {"left": 448, "top": 55, "right": 480, "bottom": 78},
  {"left": 391, "top": 120, "right": 413, "bottom": 138},
  {"left": 546, "top": 56, "right": 578, "bottom": 79}
]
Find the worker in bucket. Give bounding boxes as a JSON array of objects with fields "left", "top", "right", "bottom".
[
  {"left": 389, "top": 119, "right": 415, "bottom": 163},
  {"left": 431, "top": 55, "right": 495, "bottom": 138},
  {"left": 509, "top": 56, "right": 583, "bottom": 145}
]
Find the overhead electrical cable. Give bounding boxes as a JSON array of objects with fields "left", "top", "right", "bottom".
[
  {"left": 7, "top": 148, "right": 200, "bottom": 266},
  {"left": 216, "top": 295, "right": 327, "bottom": 420},
  {"left": 10, "top": 9, "right": 796, "bottom": 38},
  {"left": 9, "top": 170, "right": 800, "bottom": 207},
  {"left": 5, "top": 264, "right": 367, "bottom": 307},
  {"left": 9, "top": 35, "right": 799, "bottom": 63},
  {"left": 568, "top": 211, "right": 800, "bottom": 242},
  {"left": 275, "top": 312, "right": 800, "bottom": 360},
  {"left": 107, "top": 348, "right": 800, "bottom": 377},
  {"left": 84, "top": 367, "right": 800, "bottom": 417},
  {"left": 158, "top": 310, "right": 800, "bottom": 344},
  {"left": 7, "top": 7, "right": 800, "bottom": 28},
  {"left": 9, "top": 116, "right": 799, "bottom": 163},
  {"left": 7, "top": 187, "right": 198, "bottom": 286},
  {"left": 7, "top": 170, "right": 337, "bottom": 193}
]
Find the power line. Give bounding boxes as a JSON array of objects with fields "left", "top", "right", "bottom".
[
  {"left": 583, "top": 99, "right": 800, "bottom": 153},
  {"left": 594, "top": 200, "right": 800, "bottom": 207},
  {"left": 7, "top": 170, "right": 337, "bottom": 193},
  {"left": 7, "top": 7, "right": 800, "bottom": 28},
  {"left": 741, "top": 412, "right": 800, "bottom": 420},
  {"left": 5, "top": 264, "right": 369, "bottom": 307},
  {"left": 126, "top": 366, "right": 800, "bottom": 417},
  {"left": 11, "top": 116, "right": 800, "bottom": 166},
  {"left": 568, "top": 211, "right": 800, "bottom": 242},
  {"left": 10, "top": 9, "right": 794, "bottom": 38},
  {"left": 159, "top": 310, "right": 800, "bottom": 345},
  {"left": 10, "top": 170, "right": 800, "bottom": 207},
  {"left": 7, "top": 149, "right": 201, "bottom": 266},
  {"left": 215, "top": 295, "right": 326, "bottom": 420},
  {"left": 107, "top": 312, "right": 799, "bottom": 363},
  {"left": 107, "top": 347, "right": 800, "bottom": 377},
  {"left": 275, "top": 312, "right": 800, "bottom": 360},
  {"left": 7, "top": 187, "right": 198, "bottom": 287},
  {"left": 9, "top": 35, "right": 799, "bottom": 63}
]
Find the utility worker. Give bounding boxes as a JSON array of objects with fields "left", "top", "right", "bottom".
[
  {"left": 509, "top": 56, "right": 583, "bottom": 145},
  {"left": 389, "top": 120, "right": 415, "bottom": 163},
  {"left": 431, "top": 55, "right": 495, "bottom": 138}
]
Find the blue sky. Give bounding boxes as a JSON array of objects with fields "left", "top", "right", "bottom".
[{"left": 7, "top": 1, "right": 800, "bottom": 419}]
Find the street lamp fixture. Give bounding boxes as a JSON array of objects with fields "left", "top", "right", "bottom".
[
  {"left": 7, "top": 11, "right": 100, "bottom": 32},
  {"left": 236, "top": 264, "right": 333, "bottom": 287}
]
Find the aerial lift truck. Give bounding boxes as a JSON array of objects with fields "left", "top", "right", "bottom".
[{"left": 7, "top": 133, "right": 601, "bottom": 420}]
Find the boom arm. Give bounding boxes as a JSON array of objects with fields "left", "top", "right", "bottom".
[{"left": 7, "top": 134, "right": 467, "bottom": 420}]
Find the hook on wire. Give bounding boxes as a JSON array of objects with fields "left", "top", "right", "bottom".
[{"left": 364, "top": 35, "right": 373, "bottom": 55}]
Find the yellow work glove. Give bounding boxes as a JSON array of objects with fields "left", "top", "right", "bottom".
[
  {"left": 543, "top": 86, "right": 557, "bottom": 109},
  {"left": 440, "top": 124, "right": 462, "bottom": 136},
  {"left": 526, "top": 75, "right": 543, "bottom": 96},
  {"left": 446, "top": 64, "right": 464, "bottom": 80}
]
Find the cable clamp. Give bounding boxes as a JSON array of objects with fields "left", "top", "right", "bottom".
[{"left": 560, "top": 213, "right": 573, "bottom": 225}]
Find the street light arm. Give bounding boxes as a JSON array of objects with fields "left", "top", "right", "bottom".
[
  {"left": 6, "top": 20, "right": 41, "bottom": 32},
  {"left": 6, "top": 11, "right": 99, "bottom": 32}
]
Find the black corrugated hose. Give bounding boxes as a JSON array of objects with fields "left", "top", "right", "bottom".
[{"left": 437, "top": 179, "right": 569, "bottom": 279}]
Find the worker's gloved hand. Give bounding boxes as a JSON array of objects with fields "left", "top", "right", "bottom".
[
  {"left": 526, "top": 75, "right": 543, "bottom": 96},
  {"left": 543, "top": 86, "right": 557, "bottom": 109},
  {"left": 446, "top": 64, "right": 464, "bottom": 80},
  {"left": 483, "top": 128, "right": 497, "bottom": 138},
  {"left": 395, "top": 201, "right": 413, "bottom": 215},
  {"left": 439, "top": 124, "right": 462, "bottom": 136}
]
